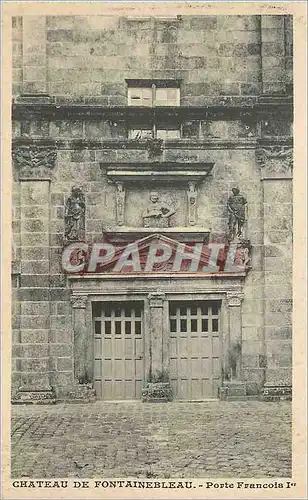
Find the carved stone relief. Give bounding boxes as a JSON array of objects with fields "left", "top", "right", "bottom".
[
  {"left": 12, "top": 145, "right": 57, "bottom": 179},
  {"left": 187, "top": 181, "right": 197, "bottom": 226},
  {"left": 148, "top": 292, "right": 165, "bottom": 308},
  {"left": 64, "top": 187, "right": 86, "bottom": 243},
  {"left": 234, "top": 239, "right": 252, "bottom": 269},
  {"left": 143, "top": 192, "right": 175, "bottom": 228},
  {"left": 256, "top": 146, "right": 293, "bottom": 178},
  {"left": 115, "top": 182, "right": 125, "bottom": 226},
  {"left": 70, "top": 294, "right": 88, "bottom": 309},
  {"left": 226, "top": 292, "right": 244, "bottom": 307}
]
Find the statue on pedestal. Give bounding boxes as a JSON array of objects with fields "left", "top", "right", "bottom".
[
  {"left": 64, "top": 187, "right": 85, "bottom": 242},
  {"left": 227, "top": 188, "right": 247, "bottom": 241},
  {"left": 143, "top": 191, "right": 175, "bottom": 228}
]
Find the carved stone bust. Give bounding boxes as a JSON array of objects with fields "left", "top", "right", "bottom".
[{"left": 143, "top": 192, "right": 175, "bottom": 228}]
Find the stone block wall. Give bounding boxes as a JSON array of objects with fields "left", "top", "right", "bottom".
[
  {"left": 11, "top": 14, "right": 293, "bottom": 400},
  {"left": 12, "top": 15, "right": 293, "bottom": 101}
]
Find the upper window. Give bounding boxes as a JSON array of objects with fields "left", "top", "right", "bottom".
[
  {"left": 127, "top": 80, "right": 180, "bottom": 107},
  {"left": 128, "top": 88, "right": 153, "bottom": 107}
]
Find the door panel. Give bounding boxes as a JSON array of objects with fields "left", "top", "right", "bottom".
[
  {"left": 93, "top": 301, "right": 144, "bottom": 400},
  {"left": 169, "top": 301, "right": 221, "bottom": 400}
]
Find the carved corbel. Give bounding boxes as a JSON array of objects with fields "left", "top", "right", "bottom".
[
  {"left": 148, "top": 292, "right": 165, "bottom": 308},
  {"left": 12, "top": 144, "right": 57, "bottom": 180},
  {"left": 71, "top": 295, "right": 88, "bottom": 309},
  {"left": 226, "top": 292, "right": 244, "bottom": 307},
  {"left": 187, "top": 181, "right": 197, "bottom": 226},
  {"left": 115, "top": 182, "right": 126, "bottom": 226},
  {"left": 256, "top": 146, "right": 293, "bottom": 179}
]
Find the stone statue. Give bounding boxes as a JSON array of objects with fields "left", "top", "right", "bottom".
[
  {"left": 64, "top": 187, "right": 85, "bottom": 242},
  {"left": 227, "top": 188, "right": 247, "bottom": 240},
  {"left": 143, "top": 191, "right": 175, "bottom": 228},
  {"left": 115, "top": 182, "right": 125, "bottom": 226}
]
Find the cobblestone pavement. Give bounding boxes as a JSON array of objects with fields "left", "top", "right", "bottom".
[{"left": 11, "top": 401, "right": 291, "bottom": 478}]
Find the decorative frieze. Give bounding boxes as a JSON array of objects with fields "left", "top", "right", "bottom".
[
  {"left": 70, "top": 295, "right": 88, "bottom": 309},
  {"left": 12, "top": 144, "right": 56, "bottom": 179},
  {"left": 13, "top": 100, "right": 267, "bottom": 122}
]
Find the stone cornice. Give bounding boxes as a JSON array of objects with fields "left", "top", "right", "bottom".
[
  {"left": 12, "top": 98, "right": 293, "bottom": 122},
  {"left": 12, "top": 137, "right": 259, "bottom": 151},
  {"left": 104, "top": 162, "right": 214, "bottom": 184}
]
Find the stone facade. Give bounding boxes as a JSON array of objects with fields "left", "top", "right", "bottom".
[{"left": 11, "top": 14, "right": 293, "bottom": 402}]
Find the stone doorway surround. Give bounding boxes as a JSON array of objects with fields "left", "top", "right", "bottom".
[{"left": 68, "top": 274, "right": 246, "bottom": 402}]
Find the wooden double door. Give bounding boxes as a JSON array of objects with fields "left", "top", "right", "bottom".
[{"left": 93, "top": 300, "right": 221, "bottom": 400}]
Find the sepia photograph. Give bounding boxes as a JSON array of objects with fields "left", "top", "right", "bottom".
[{"left": 1, "top": 2, "right": 307, "bottom": 499}]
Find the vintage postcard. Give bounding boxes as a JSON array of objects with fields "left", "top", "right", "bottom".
[{"left": 1, "top": 1, "right": 307, "bottom": 499}]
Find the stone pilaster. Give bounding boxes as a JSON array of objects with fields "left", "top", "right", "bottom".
[
  {"left": 256, "top": 145, "right": 293, "bottom": 401},
  {"left": 227, "top": 292, "right": 245, "bottom": 378},
  {"left": 71, "top": 295, "right": 90, "bottom": 383},
  {"left": 148, "top": 292, "right": 165, "bottom": 377},
  {"left": 67, "top": 294, "right": 95, "bottom": 402},
  {"left": 142, "top": 292, "right": 172, "bottom": 402},
  {"left": 219, "top": 292, "right": 246, "bottom": 399},
  {"left": 12, "top": 144, "right": 56, "bottom": 404}
]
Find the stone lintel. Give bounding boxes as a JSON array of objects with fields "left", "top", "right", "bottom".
[{"left": 105, "top": 162, "right": 214, "bottom": 184}]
